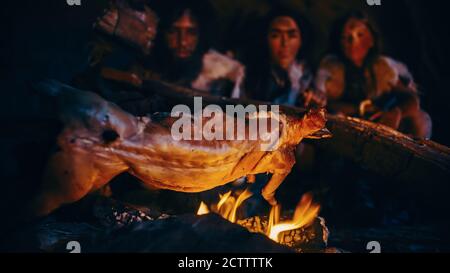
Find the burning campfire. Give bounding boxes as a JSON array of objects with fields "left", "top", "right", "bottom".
[{"left": 197, "top": 190, "right": 328, "bottom": 250}]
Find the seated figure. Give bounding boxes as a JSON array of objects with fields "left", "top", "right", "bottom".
[{"left": 316, "top": 11, "right": 432, "bottom": 139}]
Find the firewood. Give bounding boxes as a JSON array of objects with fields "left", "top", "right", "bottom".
[{"left": 237, "top": 215, "right": 329, "bottom": 252}]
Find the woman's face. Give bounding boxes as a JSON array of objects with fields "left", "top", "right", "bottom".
[
  {"left": 267, "top": 16, "right": 302, "bottom": 70},
  {"left": 341, "top": 18, "right": 374, "bottom": 67},
  {"left": 165, "top": 10, "right": 199, "bottom": 60}
]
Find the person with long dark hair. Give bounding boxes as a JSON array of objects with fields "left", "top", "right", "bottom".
[
  {"left": 74, "top": 0, "right": 243, "bottom": 117},
  {"left": 244, "top": 7, "right": 325, "bottom": 107},
  {"left": 316, "top": 11, "right": 432, "bottom": 139},
  {"left": 147, "top": 0, "right": 244, "bottom": 98}
]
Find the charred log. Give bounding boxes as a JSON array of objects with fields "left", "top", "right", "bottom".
[
  {"left": 93, "top": 214, "right": 293, "bottom": 253},
  {"left": 316, "top": 115, "right": 450, "bottom": 184}
]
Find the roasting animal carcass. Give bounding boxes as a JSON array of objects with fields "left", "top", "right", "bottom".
[{"left": 30, "top": 80, "right": 328, "bottom": 217}]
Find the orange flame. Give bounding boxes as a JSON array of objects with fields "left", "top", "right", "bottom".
[
  {"left": 267, "top": 193, "right": 320, "bottom": 242},
  {"left": 196, "top": 190, "right": 320, "bottom": 244},
  {"left": 216, "top": 191, "right": 233, "bottom": 219},
  {"left": 229, "top": 189, "right": 253, "bottom": 223},
  {"left": 196, "top": 189, "right": 253, "bottom": 223},
  {"left": 197, "top": 201, "right": 210, "bottom": 215}
]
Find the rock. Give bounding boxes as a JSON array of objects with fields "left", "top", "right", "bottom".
[{"left": 92, "top": 214, "right": 292, "bottom": 253}]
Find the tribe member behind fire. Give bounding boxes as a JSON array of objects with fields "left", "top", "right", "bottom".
[
  {"left": 149, "top": 0, "right": 245, "bottom": 98},
  {"left": 315, "top": 11, "right": 432, "bottom": 139},
  {"left": 244, "top": 7, "right": 326, "bottom": 108},
  {"left": 74, "top": 0, "right": 244, "bottom": 116}
]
